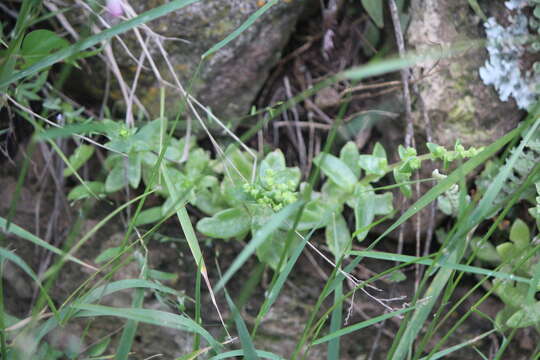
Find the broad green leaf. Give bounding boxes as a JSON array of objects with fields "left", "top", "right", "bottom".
[
  {"left": 353, "top": 184, "right": 376, "bottom": 241},
  {"left": 373, "top": 142, "right": 387, "bottom": 159},
  {"left": 361, "top": 0, "right": 384, "bottom": 28},
  {"left": 221, "top": 177, "right": 250, "bottom": 208},
  {"left": 20, "top": 29, "right": 69, "bottom": 68},
  {"left": 1, "top": 0, "right": 202, "bottom": 88},
  {"left": 314, "top": 153, "right": 357, "bottom": 192},
  {"left": 373, "top": 192, "right": 393, "bottom": 215},
  {"left": 105, "top": 162, "right": 127, "bottom": 193},
  {"left": 493, "top": 279, "right": 528, "bottom": 311},
  {"left": 186, "top": 148, "right": 210, "bottom": 176},
  {"left": 509, "top": 218, "right": 530, "bottom": 249},
  {"left": 470, "top": 237, "right": 500, "bottom": 264},
  {"left": 321, "top": 180, "right": 347, "bottom": 211},
  {"left": 222, "top": 144, "right": 254, "bottom": 181},
  {"left": 213, "top": 201, "right": 303, "bottom": 293},
  {"left": 252, "top": 205, "right": 291, "bottom": 269},
  {"left": 127, "top": 152, "right": 142, "bottom": 188},
  {"left": 256, "top": 229, "right": 289, "bottom": 270},
  {"left": 67, "top": 181, "right": 105, "bottom": 201},
  {"left": 325, "top": 213, "right": 351, "bottom": 259},
  {"left": 340, "top": 141, "right": 361, "bottom": 177},
  {"left": 196, "top": 208, "right": 250, "bottom": 239},
  {"left": 63, "top": 144, "right": 94, "bottom": 176},
  {"left": 358, "top": 156, "right": 387, "bottom": 178},
  {"left": 148, "top": 269, "right": 178, "bottom": 281},
  {"left": 133, "top": 206, "right": 163, "bottom": 226},
  {"left": 95, "top": 246, "right": 122, "bottom": 264},
  {"left": 260, "top": 149, "right": 286, "bottom": 175},
  {"left": 393, "top": 167, "right": 412, "bottom": 197},
  {"left": 192, "top": 186, "right": 228, "bottom": 216},
  {"left": 87, "top": 337, "right": 111, "bottom": 357},
  {"left": 506, "top": 301, "right": 540, "bottom": 328},
  {"left": 296, "top": 199, "right": 332, "bottom": 231}
]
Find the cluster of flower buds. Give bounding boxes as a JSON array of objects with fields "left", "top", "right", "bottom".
[{"left": 243, "top": 169, "right": 298, "bottom": 211}]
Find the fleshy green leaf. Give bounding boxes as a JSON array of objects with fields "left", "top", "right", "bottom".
[
  {"left": 373, "top": 192, "right": 393, "bottom": 215},
  {"left": 222, "top": 145, "right": 254, "bottom": 181},
  {"left": 67, "top": 181, "right": 105, "bottom": 201},
  {"left": 87, "top": 337, "right": 111, "bottom": 357},
  {"left": 471, "top": 237, "right": 501, "bottom": 264},
  {"left": 339, "top": 142, "right": 361, "bottom": 177},
  {"left": 296, "top": 199, "right": 332, "bottom": 231},
  {"left": 509, "top": 218, "right": 530, "bottom": 249},
  {"left": 196, "top": 208, "right": 250, "bottom": 239},
  {"left": 353, "top": 184, "right": 376, "bottom": 241},
  {"left": 134, "top": 206, "right": 164, "bottom": 226},
  {"left": 325, "top": 213, "right": 351, "bottom": 259},
  {"left": 95, "top": 246, "right": 122, "bottom": 264},
  {"left": 21, "top": 30, "right": 70, "bottom": 68},
  {"left": 63, "top": 144, "right": 94, "bottom": 177},
  {"left": 105, "top": 161, "right": 127, "bottom": 193},
  {"left": 506, "top": 301, "right": 540, "bottom": 328},
  {"left": 127, "top": 152, "right": 142, "bottom": 189},
  {"left": 314, "top": 153, "right": 357, "bottom": 192},
  {"left": 256, "top": 229, "right": 289, "bottom": 270}
]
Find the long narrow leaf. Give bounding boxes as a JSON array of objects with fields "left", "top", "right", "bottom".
[
  {"left": 0, "top": 0, "right": 200, "bottom": 87},
  {"left": 74, "top": 304, "right": 222, "bottom": 351},
  {"left": 203, "top": 0, "right": 278, "bottom": 58},
  {"left": 0, "top": 217, "right": 95, "bottom": 270},
  {"left": 351, "top": 251, "right": 531, "bottom": 284},
  {"left": 313, "top": 306, "right": 416, "bottom": 345}
]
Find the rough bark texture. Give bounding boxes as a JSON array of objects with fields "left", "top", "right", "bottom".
[{"left": 407, "top": 0, "right": 521, "bottom": 148}]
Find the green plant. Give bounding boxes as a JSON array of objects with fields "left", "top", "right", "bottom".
[
  {"left": 65, "top": 119, "right": 482, "bottom": 270},
  {"left": 471, "top": 218, "right": 540, "bottom": 330}
]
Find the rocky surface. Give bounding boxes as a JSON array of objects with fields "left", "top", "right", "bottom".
[
  {"left": 406, "top": 0, "right": 521, "bottom": 148},
  {"left": 77, "top": 0, "right": 307, "bottom": 126}
]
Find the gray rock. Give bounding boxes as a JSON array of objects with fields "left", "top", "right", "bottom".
[
  {"left": 79, "top": 0, "right": 306, "bottom": 126},
  {"left": 406, "top": 0, "right": 521, "bottom": 148}
]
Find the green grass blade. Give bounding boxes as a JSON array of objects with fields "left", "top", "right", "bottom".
[
  {"left": 0, "top": 0, "right": 201, "bottom": 88},
  {"left": 41, "top": 191, "right": 154, "bottom": 280},
  {"left": 0, "top": 217, "right": 95, "bottom": 270},
  {"left": 313, "top": 306, "right": 416, "bottom": 345},
  {"left": 34, "top": 122, "right": 107, "bottom": 140},
  {"left": 115, "top": 288, "right": 145, "bottom": 360},
  {"left": 213, "top": 201, "right": 303, "bottom": 293},
  {"left": 224, "top": 291, "right": 259, "bottom": 360},
  {"left": 327, "top": 278, "right": 343, "bottom": 359},
  {"left": 203, "top": 0, "right": 278, "bottom": 59},
  {"left": 253, "top": 229, "right": 315, "bottom": 334},
  {"left": 418, "top": 329, "right": 495, "bottom": 360},
  {"left": 0, "top": 248, "right": 58, "bottom": 318},
  {"left": 351, "top": 250, "right": 531, "bottom": 284},
  {"left": 208, "top": 350, "right": 286, "bottom": 360},
  {"left": 74, "top": 304, "right": 222, "bottom": 351},
  {"left": 78, "top": 279, "right": 182, "bottom": 305},
  {"left": 467, "top": 118, "right": 540, "bottom": 228},
  {"left": 389, "top": 121, "right": 535, "bottom": 360}
]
